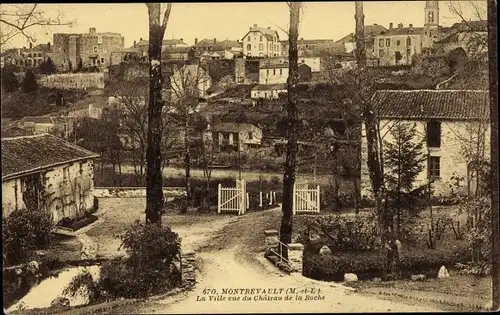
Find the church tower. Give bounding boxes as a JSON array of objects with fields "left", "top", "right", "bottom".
[{"left": 423, "top": 1, "right": 440, "bottom": 48}]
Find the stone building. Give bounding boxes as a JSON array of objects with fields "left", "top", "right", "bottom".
[
  {"left": 242, "top": 25, "right": 281, "bottom": 58},
  {"left": 259, "top": 62, "right": 289, "bottom": 85},
  {"left": 1, "top": 134, "right": 99, "bottom": 224},
  {"left": 210, "top": 122, "right": 263, "bottom": 151},
  {"left": 360, "top": 90, "right": 490, "bottom": 199},
  {"left": 52, "top": 27, "right": 124, "bottom": 70}
]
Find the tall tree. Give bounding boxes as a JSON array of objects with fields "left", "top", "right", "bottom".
[
  {"left": 354, "top": 1, "right": 366, "bottom": 69},
  {"left": 383, "top": 122, "right": 427, "bottom": 238},
  {"left": 145, "top": 3, "right": 172, "bottom": 225},
  {"left": 21, "top": 69, "right": 38, "bottom": 93},
  {"left": 487, "top": 0, "right": 499, "bottom": 309},
  {"left": 0, "top": 4, "right": 74, "bottom": 46},
  {"left": 280, "top": 1, "right": 301, "bottom": 252},
  {"left": 1, "top": 67, "right": 19, "bottom": 93}
]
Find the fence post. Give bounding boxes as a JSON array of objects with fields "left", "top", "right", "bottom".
[
  {"left": 316, "top": 185, "right": 320, "bottom": 213},
  {"left": 269, "top": 191, "right": 273, "bottom": 205},
  {"left": 246, "top": 193, "right": 250, "bottom": 211},
  {"left": 217, "top": 183, "right": 222, "bottom": 214},
  {"left": 273, "top": 191, "right": 276, "bottom": 205},
  {"left": 259, "top": 191, "right": 263, "bottom": 207}
]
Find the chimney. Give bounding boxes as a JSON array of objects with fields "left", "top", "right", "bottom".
[
  {"left": 180, "top": 38, "right": 183, "bottom": 42},
  {"left": 409, "top": 23, "right": 413, "bottom": 28},
  {"left": 213, "top": 38, "right": 216, "bottom": 44},
  {"left": 195, "top": 38, "right": 198, "bottom": 45},
  {"left": 267, "top": 26, "right": 271, "bottom": 29},
  {"left": 29, "top": 42, "right": 33, "bottom": 49},
  {"left": 300, "top": 37, "right": 304, "bottom": 40},
  {"left": 398, "top": 23, "right": 403, "bottom": 29},
  {"left": 389, "top": 22, "right": 393, "bottom": 29},
  {"left": 133, "top": 40, "right": 136, "bottom": 47},
  {"left": 89, "top": 27, "right": 96, "bottom": 34},
  {"left": 140, "top": 37, "right": 143, "bottom": 41},
  {"left": 253, "top": 24, "right": 257, "bottom": 27}
]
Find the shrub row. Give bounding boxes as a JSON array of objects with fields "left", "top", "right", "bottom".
[{"left": 303, "top": 244, "right": 471, "bottom": 282}]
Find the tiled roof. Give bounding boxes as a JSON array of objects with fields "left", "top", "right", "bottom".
[
  {"left": 371, "top": 90, "right": 489, "bottom": 120},
  {"left": 450, "top": 20, "right": 488, "bottom": 32},
  {"left": 195, "top": 39, "right": 218, "bottom": 48},
  {"left": 260, "top": 62, "right": 289, "bottom": 69},
  {"left": 252, "top": 83, "right": 287, "bottom": 91},
  {"left": 243, "top": 26, "right": 279, "bottom": 41},
  {"left": 163, "top": 46, "right": 192, "bottom": 54},
  {"left": 20, "top": 116, "right": 55, "bottom": 124},
  {"left": 380, "top": 27, "right": 424, "bottom": 36},
  {"left": 1, "top": 134, "right": 99, "bottom": 180},
  {"left": 336, "top": 24, "right": 387, "bottom": 43},
  {"left": 212, "top": 122, "right": 260, "bottom": 133}
]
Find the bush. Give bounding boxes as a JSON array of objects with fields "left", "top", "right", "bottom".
[
  {"left": 22, "top": 69, "right": 38, "bottom": 93},
  {"left": 296, "top": 214, "right": 380, "bottom": 253},
  {"left": 303, "top": 244, "right": 471, "bottom": 282},
  {"left": 66, "top": 221, "right": 182, "bottom": 300},
  {"left": 2, "top": 208, "right": 54, "bottom": 266}
]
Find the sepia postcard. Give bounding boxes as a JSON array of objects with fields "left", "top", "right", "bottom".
[{"left": 1, "top": 1, "right": 498, "bottom": 314}]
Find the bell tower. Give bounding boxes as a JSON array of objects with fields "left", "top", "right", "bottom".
[{"left": 424, "top": 1, "right": 440, "bottom": 47}]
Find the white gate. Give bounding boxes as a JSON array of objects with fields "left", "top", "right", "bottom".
[
  {"left": 217, "top": 179, "right": 247, "bottom": 215},
  {"left": 292, "top": 180, "right": 320, "bottom": 215}
]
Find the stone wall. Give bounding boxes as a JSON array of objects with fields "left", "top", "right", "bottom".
[
  {"left": 39, "top": 73, "right": 106, "bottom": 90},
  {"left": 181, "top": 251, "right": 196, "bottom": 289},
  {"left": 93, "top": 187, "right": 185, "bottom": 198}
]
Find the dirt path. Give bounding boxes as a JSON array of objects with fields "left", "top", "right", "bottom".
[{"left": 119, "top": 208, "right": 443, "bottom": 313}]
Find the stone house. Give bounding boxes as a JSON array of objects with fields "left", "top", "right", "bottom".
[
  {"left": 336, "top": 24, "right": 387, "bottom": 55},
  {"left": 210, "top": 122, "right": 262, "bottom": 151},
  {"left": 14, "top": 115, "right": 75, "bottom": 140},
  {"left": 163, "top": 46, "right": 196, "bottom": 61},
  {"left": 242, "top": 25, "right": 282, "bottom": 58},
  {"left": 170, "top": 64, "right": 212, "bottom": 100},
  {"left": 281, "top": 38, "right": 342, "bottom": 57},
  {"left": 298, "top": 63, "right": 312, "bottom": 82},
  {"left": 251, "top": 83, "right": 287, "bottom": 100},
  {"left": 1, "top": 134, "right": 99, "bottom": 224},
  {"left": 434, "top": 20, "right": 488, "bottom": 57},
  {"left": 259, "top": 62, "right": 288, "bottom": 85},
  {"left": 52, "top": 27, "right": 124, "bottom": 70},
  {"left": 110, "top": 47, "right": 143, "bottom": 65},
  {"left": 360, "top": 89, "right": 490, "bottom": 199}
]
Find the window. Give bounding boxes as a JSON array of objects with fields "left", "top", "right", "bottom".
[
  {"left": 63, "top": 166, "right": 69, "bottom": 181},
  {"left": 379, "top": 39, "right": 384, "bottom": 47},
  {"left": 379, "top": 50, "right": 384, "bottom": 58},
  {"left": 266, "top": 69, "right": 269, "bottom": 75},
  {"left": 386, "top": 39, "right": 391, "bottom": 47},
  {"left": 397, "top": 40, "right": 401, "bottom": 46},
  {"left": 248, "top": 36, "right": 251, "bottom": 42},
  {"left": 279, "top": 69, "right": 282, "bottom": 75},
  {"left": 259, "top": 44, "right": 263, "bottom": 51},
  {"left": 406, "top": 37, "right": 412, "bottom": 46},
  {"left": 97, "top": 36, "right": 103, "bottom": 44},
  {"left": 93, "top": 46, "right": 98, "bottom": 53},
  {"left": 273, "top": 69, "right": 276, "bottom": 75},
  {"left": 101, "top": 57, "right": 104, "bottom": 63},
  {"left": 247, "top": 44, "right": 251, "bottom": 50},
  {"left": 426, "top": 121, "right": 441, "bottom": 147},
  {"left": 248, "top": 132, "right": 253, "bottom": 140},
  {"left": 260, "top": 35, "right": 263, "bottom": 41},
  {"left": 428, "top": 156, "right": 440, "bottom": 178}
]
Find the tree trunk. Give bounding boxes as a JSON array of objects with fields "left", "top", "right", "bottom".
[
  {"left": 280, "top": 2, "right": 301, "bottom": 255},
  {"left": 354, "top": 1, "right": 366, "bottom": 69},
  {"left": 184, "top": 117, "right": 192, "bottom": 210},
  {"left": 145, "top": 3, "right": 167, "bottom": 225}
]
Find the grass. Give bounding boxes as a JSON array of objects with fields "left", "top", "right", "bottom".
[{"left": 345, "top": 273, "right": 492, "bottom": 312}]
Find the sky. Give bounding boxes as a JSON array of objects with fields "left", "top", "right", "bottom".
[{"left": 2, "top": 1, "right": 487, "bottom": 49}]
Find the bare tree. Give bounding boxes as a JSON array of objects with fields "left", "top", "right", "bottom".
[
  {"left": 0, "top": 4, "right": 75, "bottom": 47},
  {"left": 280, "top": 1, "right": 301, "bottom": 252},
  {"left": 145, "top": 3, "right": 172, "bottom": 225},
  {"left": 448, "top": 1, "right": 488, "bottom": 56},
  {"left": 169, "top": 63, "right": 210, "bottom": 212}
]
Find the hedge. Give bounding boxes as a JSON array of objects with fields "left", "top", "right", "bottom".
[{"left": 303, "top": 244, "right": 471, "bottom": 282}]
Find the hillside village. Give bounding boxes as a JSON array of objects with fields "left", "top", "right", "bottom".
[{"left": 1, "top": 1, "right": 496, "bottom": 314}]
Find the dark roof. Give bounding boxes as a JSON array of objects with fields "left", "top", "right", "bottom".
[
  {"left": 380, "top": 27, "right": 424, "bottom": 36},
  {"left": 212, "top": 122, "right": 260, "bottom": 133},
  {"left": 371, "top": 90, "right": 489, "bottom": 120},
  {"left": 336, "top": 24, "right": 387, "bottom": 43},
  {"left": 1, "top": 134, "right": 99, "bottom": 180},
  {"left": 20, "top": 116, "right": 55, "bottom": 124},
  {"left": 450, "top": 20, "right": 488, "bottom": 32},
  {"left": 281, "top": 39, "right": 335, "bottom": 45},
  {"left": 134, "top": 39, "right": 186, "bottom": 47},
  {"left": 242, "top": 26, "right": 279, "bottom": 41},
  {"left": 195, "top": 39, "right": 218, "bottom": 48}
]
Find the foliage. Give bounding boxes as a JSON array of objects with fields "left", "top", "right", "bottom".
[
  {"left": 296, "top": 214, "right": 380, "bottom": 253},
  {"left": 1, "top": 66, "right": 19, "bottom": 93},
  {"left": 39, "top": 57, "right": 56, "bottom": 75},
  {"left": 303, "top": 243, "right": 471, "bottom": 281},
  {"left": 63, "top": 268, "right": 101, "bottom": 302},
  {"left": 21, "top": 69, "right": 38, "bottom": 93},
  {"left": 65, "top": 221, "right": 182, "bottom": 300},
  {"left": 2, "top": 208, "right": 54, "bottom": 266}
]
